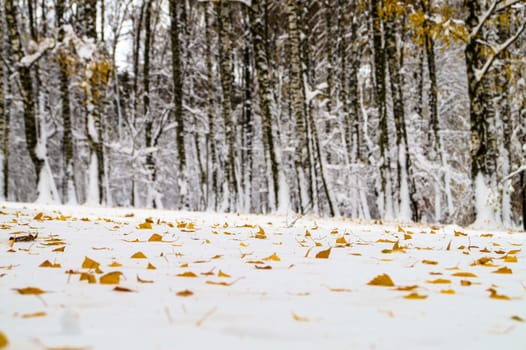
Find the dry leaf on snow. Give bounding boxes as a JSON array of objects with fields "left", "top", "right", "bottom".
[
  {"left": 14, "top": 287, "right": 46, "bottom": 295},
  {"left": 0, "top": 331, "right": 8, "bottom": 348},
  {"left": 367, "top": 274, "right": 395, "bottom": 287},
  {"left": 100, "top": 271, "right": 122, "bottom": 284}
]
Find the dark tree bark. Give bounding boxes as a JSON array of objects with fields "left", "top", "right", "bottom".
[
  {"left": 169, "top": 0, "right": 186, "bottom": 172},
  {"left": 5, "top": 0, "right": 43, "bottom": 191}
]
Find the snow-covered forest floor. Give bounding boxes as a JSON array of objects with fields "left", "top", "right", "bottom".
[{"left": 0, "top": 202, "right": 525, "bottom": 350}]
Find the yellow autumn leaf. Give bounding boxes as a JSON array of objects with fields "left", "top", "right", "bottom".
[
  {"left": 493, "top": 266, "right": 512, "bottom": 274},
  {"left": 488, "top": 288, "right": 510, "bottom": 300},
  {"left": 138, "top": 221, "right": 152, "bottom": 229},
  {"left": 336, "top": 236, "right": 349, "bottom": 245},
  {"left": 176, "top": 290, "right": 194, "bottom": 297},
  {"left": 80, "top": 272, "right": 96, "bottom": 284},
  {"left": 367, "top": 273, "right": 395, "bottom": 287},
  {"left": 511, "top": 315, "right": 524, "bottom": 322},
  {"left": 305, "top": 230, "right": 311, "bottom": 237},
  {"left": 440, "top": 289, "right": 456, "bottom": 294},
  {"left": 131, "top": 251, "right": 147, "bottom": 259},
  {"left": 263, "top": 253, "right": 281, "bottom": 262},
  {"left": 82, "top": 256, "right": 100, "bottom": 269},
  {"left": 426, "top": 278, "right": 451, "bottom": 284},
  {"left": 177, "top": 271, "right": 198, "bottom": 278},
  {"left": 0, "top": 331, "right": 8, "bottom": 348},
  {"left": 14, "top": 287, "right": 46, "bottom": 295},
  {"left": 52, "top": 246, "right": 65, "bottom": 252},
  {"left": 100, "top": 271, "right": 122, "bottom": 284},
  {"left": 292, "top": 313, "right": 309, "bottom": 322},
  {"left": 218, "top": 270, "right": 231, "bottom": 278},
  {"left": 239, "top": 242, "right": 249, "bottom": 247},
  {"left": 452, "top": 272, "right": 477, "bottom": 278},
  {"left": 137, "top": 275, "right": 153, "bottom": 283},
  {"left": 395, "top": 285, "right": 419, "bottom": 291},
  {"left": 315, "top": 248, "right": 331, "bottom": 259},
  {"left": 403, "top": 292, "right": 427, "bottom": 300},
  {"left": 108, "top": 261, "right": 122, "bottom": 267},
  {"left": 21, "top": 311, "right": 47, "bottom": 318},
  {"left": 255, "top": 226, "right": 266, "bottom": 239},
  {"left": 147, "top": 262, "right": 157, "bottom": 270},
  {"left": 34, "top": 212, "right": 44, "bottom": 221},
  {"left": 503, "top": 255, "right": 517, "bottom": 263},
  {"left": 39, "top": 260, "right": 61, "bottom": 268},
  {"left": 148, "top": 233, "right": 163, "bottom": 242},
  {"left": 422, "top": 260, "right": 438, "bottom": 265}
]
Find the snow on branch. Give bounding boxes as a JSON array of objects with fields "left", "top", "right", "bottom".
[
  {"left": 20, "top": 38, "right": 55, "bottom": 68},
  {"left": 470, "top": 0, "right": 501, "bottom": 39},
  {"left": 475, "top": 20, "right": 526, "bottom": 82}
]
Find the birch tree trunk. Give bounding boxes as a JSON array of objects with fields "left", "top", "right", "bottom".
[{"left": 0, "top": 4, "right": 8, "bottom": 199}]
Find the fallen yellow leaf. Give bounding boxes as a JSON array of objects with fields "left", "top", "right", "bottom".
[
  {"left": 14, "top": 287, "right": 45, "bottom": 295},
  {"left": 39, "top": 260, "right": 61, "bottom": 268},
  {"left": 81, "top": 256, "right": 100, "bottom": 269},
  {"left": 147, "top": 262, "right": 156, "bottom": 270},
  {"left": 488, "top": 288, "right": 510, "bottom": 300},
  {"left": 426, "top": 278, "right": 451, "bottom": 284},
  {"left": 176, "top": 290, "right": 194, "bottom": 297},
  {"left": 34, "top": 212, "right": 44, "bottom": 221},
  {"left": 0, "top": 331, "right": 8, "bottom": 348},
  {"left": 263, "top": 253, "right": 281, "bottom": 262},
  {"left": 21, "top": 311, "right": 47, "bottom": 318},
  {"left": 292, "top": 313, "right": 309, "bottom": 322},
  {"left": 422, "top": 260, "right": 438, "bottom": 265},
  {"left": 503, "top": 255, "right": 517, "bottom": 263},
  {"left": 131, "top": 251, "right": 147, "bottom": 259},
  {"left": 367, "top": 273, "right": 395, "bottom": 287},
  {"left": 440, "top": 289, "right": 456, "bottom": 294},
  {"left": 100, "top": 271, "right": 122, "bottom": 284},
  {"left": 108, "top": 261, "right": 122, "bottom": 267},
  {"left": 403, "top": 292, "right": 427, "bottom": 299},
  {"left": 218, "top": 270, "right": 231, "bottom": 278},
  {"left": 452, "top": 272, "right": 477, "bottom": 278},
  {"left": 511, "top": 315, "right": 524, "bottom": 322},
  {"left": 395, "top": 285, "right": 419, "bottom": 291},
  {"left": 138, "top": 221, "right": 152, "bottom": 229},
  {"left": 52, "top": 246, "right": 65, "bottom": 252},
  {"left": 148, "top": 233, "right": 163, "bottom": 242},
  {"left": 177, "top": 271, "right": 198, "bottom": 278},
  {"left": 493, "top": 266, "right": 512, "bottom": 274},
  {"left": 315, "top": 248, "right": 331, "bottom": 259},
  {"left": 80, "top": 272, "right": 96, "bottom": 284}
]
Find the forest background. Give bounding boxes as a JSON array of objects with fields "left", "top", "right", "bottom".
[{"left": 0, "top": 0, "right": 525, "bottom": 227}]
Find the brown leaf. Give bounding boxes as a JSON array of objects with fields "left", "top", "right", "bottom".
[
  {"left": 493, "top": 266, "right": 512, "bottom": 274},
  {"left": 367, "top": 273, "right": 395, "bottom": 287},
  {"left": 395, "top": 285, "right": 419, "bottom": 291},
  {"left": 137, "top": 275, "right": 154, "bottom": 283},
  {"left": 52, "top": 246, "right": 65, "bottom": 252},
  {"left": 255, "top": 265, "right": 272, "bottom": 270},
  {"left": 9, "top": 233, "right": 38, "bottom": 242},
  {"left": 218, "top": 270, "right": 231, "bottom": 278},
  {"left": 176, "top": 271, "right": 198, "bottom": 278},
  {"left": 14, "top": 287, "right": 46, "bottom": 295},
  {"left": 315, "top": 248, "right": 331, "bottom": 259},
  {"left": 99, "top": 271, "right": 122, "bottom": 284},
  {"left": 113, "top": 286, "right": 134, "bottom": 292},
  {"left": 511, "top": 315, "right": 524, "bottom": 322},
  {"left": 81, "top": 256, "right": 100, "bottom": 269},
  {"left": 131, "top": 251, "right": 147, "bottom": 259},
  {"left": 176, "top": 289, "right": 194, "bottom": 297},
  {"left": 460, "top": 280, "right": 472, "bottom": 286},
  {"left": 34, "top": 212, "right": 44, "bottom": 221},
  {"left": 403, "top": 292, "right": 427, "bottom": 299},
  {"left": 503, "top": 255, "right": 518, "bottom": 263},
  {"left": 108, "top": 261, "right": 122, "bottom": 267},
  {"left": 422, "top": 260, "right": 438, "bottom": 265},
  {"left": 147, "top": 262, "right": 156, "bottom": 270}
]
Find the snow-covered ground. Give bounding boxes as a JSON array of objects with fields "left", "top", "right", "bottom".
[{"left": 0, "top": 202, "right": 525, "bottom": 350}]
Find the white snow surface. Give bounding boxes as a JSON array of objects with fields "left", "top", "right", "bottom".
[{"left": 0, "top": 202, "right": 525, "bottom": 350}]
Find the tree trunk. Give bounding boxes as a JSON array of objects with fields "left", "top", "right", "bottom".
[
  {"left": 216, "top": 0, "right": 238, "bottom": 211},
  {"left": 249, "top": 0, "right": 280, "bottom": 211},
  {"left": 204, "top": 3, "right": 218, "bottom": 211},
  {"left": 0, "top": 4, "right": 8, "bottom": 199},
  {"left": 371, "top": 0, "right": 390, "bottom": 218},
  {"left": 169, "top": 0, "right": 186, "bottom": 172},
  {"left": 5, "top": 0, "right": 43, "bottom": 193},
  {"left": 57, "top": 0, "right": 76, "bottom": 204}
]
